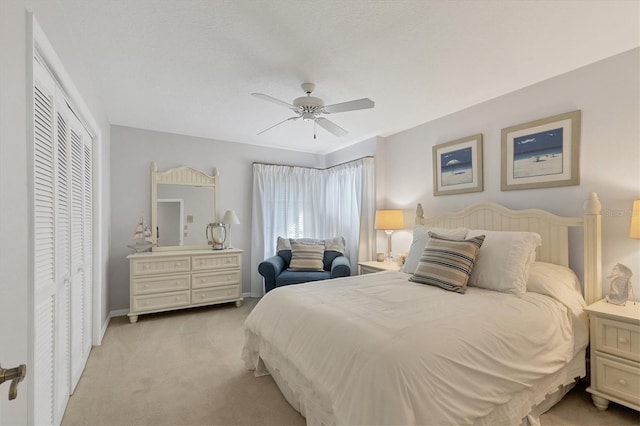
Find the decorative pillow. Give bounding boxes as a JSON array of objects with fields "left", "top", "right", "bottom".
[
  {"left": 288, "top": 240, "right": 325, "bottom": 271},
  {"left": 402, "top": 226, "right": 469, "bottom": 274},
  {"left": 466, "top": 229, "right": 542, "bottom": 296},
  {"left": 409, "top": 233, "right": 485, "bottom": 293}
]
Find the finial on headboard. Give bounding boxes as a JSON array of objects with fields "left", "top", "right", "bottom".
[
  {"left": 415, "top": 203, "right": 425, "bottom": 225},
  {"left": 583, "top": 192, "right": 601, "bottom": 215}
]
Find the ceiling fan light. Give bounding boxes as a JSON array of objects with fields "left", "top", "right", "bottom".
[{"left": 302, "top": 112, "right": 315, "bottom": 121}]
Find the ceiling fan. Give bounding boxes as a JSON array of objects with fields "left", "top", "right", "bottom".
[{"left": 252, "top": 83, "right": 374, "bottom": 139}]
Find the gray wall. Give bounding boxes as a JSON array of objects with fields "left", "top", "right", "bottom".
[
  {"left": 377, "top": 48, "right": 640, "bottom": 298},
  {"left": 110, "top": 126, "right": 323, "bottom": 310}
]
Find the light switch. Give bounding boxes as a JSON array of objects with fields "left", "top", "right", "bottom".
[{"left": 187, "top": 215, "right": 194, "bottom": 223}]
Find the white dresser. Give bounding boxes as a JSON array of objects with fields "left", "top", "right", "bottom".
[
  {"left": 128, "top": 248, "right": 243, "bottom": 323},
  {"left": 585, "top": 299, "right": 640, "bottom": 412}
]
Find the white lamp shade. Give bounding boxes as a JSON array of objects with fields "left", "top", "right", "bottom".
[
  {"left": 375, "top": 210, "right": 404, "bottom": 230},
  {"left": 222, "top": 210, "right": 240, "bottom": 225}
]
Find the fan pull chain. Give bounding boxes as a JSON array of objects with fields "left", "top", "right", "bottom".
[{"left": 314, "top": 120, "right": 317, "bottom": 140}]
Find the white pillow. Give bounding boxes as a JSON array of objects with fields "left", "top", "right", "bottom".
[
  {"left": 466, "top": 229, "right": 542, "bottom": 296},
  {"left": 402, "top": 226, "right": 468, "bottom": 274},
  {"left": 526, "top": 261, "right": 586, "bottom": 316}
]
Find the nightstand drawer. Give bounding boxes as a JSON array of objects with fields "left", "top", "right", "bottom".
[
  {"left": 594, "top": 317, "right": 640, "bottom": 362},
  {"left": 132, "top": 274, "right": 190, "bottom": 295},
  {"left": 131, "top": 256, "right": 191, "bottom": 276},
  {"left": 192, "top": 253, "right": 240, "bottom": 271},
  {"left": 595, "top": 355, "right": 640, "bottom": 406},
  {"left": 132, "top": 290, "right": 190, "bottom": 313},
  {"left": 192, "top": 270, "right": 241, "bottom": 289},
  {"left": 192, "top": 285, "right": 240, "bottom": 304}
]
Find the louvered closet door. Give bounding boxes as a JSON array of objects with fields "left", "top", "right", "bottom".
[
  {"left": 54, "top": 91, "right": 72, "bottom": 424},
  {"left": 69, "top": 117, "right": 92, "bottom": 391},
  {"left": 33, "top": 60, "right": 57, "bottom": 426},
  {"left": 32, "top": 58, "right": 94, "bottom": 425}
]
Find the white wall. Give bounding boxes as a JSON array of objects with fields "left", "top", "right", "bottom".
[
  {"left": 110, "top": 125, "right": 323, "bottom": 310},
  {"left": 377, "top": 48, "right": 640, "bottom": 299},
  {"left": 1, "top": 0, "right": 111, "bottom": 422}
]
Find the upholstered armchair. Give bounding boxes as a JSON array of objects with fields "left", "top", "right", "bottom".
[{"left": 258, "top": 237, "right": 351, "bottom": 293}]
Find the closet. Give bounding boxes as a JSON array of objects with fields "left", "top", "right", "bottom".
[{"left": 33, "top": 57, "right": 93, "bottom": 425}]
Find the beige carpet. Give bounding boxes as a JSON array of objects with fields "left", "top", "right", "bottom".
[{"left": 62, "top": 298, "right": 639, "bottom": 426}]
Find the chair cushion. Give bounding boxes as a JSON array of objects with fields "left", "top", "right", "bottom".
[{"left": 276, "top": 270, "right": 332, "bottom": 286}]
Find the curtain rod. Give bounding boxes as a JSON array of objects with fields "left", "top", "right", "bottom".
[{"left": 253, "top": 156, "right": 373, "bottom": 171}]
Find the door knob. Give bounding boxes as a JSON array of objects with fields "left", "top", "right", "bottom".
[{"left": 0, "top": 363, "right": 26, "bottom": 400}]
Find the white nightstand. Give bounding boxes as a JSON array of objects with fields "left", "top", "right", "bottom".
[
  {"left": 585, "top": 299, "right": 640, "bottom": 412},
  {"left": 358, "top": 261, "right": 401, "bottom": 275}
]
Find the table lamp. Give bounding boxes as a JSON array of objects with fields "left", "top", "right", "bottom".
[
  {"left": 222, "top": 210, "right": 240, "bottom": 249},
  {"left": 375, "top": 209, "right": 405, "bottom": 261}
]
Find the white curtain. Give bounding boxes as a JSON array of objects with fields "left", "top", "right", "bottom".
[{"left": 250, "top": 158, "right": 375, "bottom": 296}]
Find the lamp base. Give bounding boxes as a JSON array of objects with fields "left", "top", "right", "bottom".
[{"left": 385, "top": 230, "right": 394, "bottom": 262}]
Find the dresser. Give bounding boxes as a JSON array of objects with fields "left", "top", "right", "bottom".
[
  {"left": 358, "top": 260, "right": 401, "bottom": 274},
  {"left": 585, "top": 299, "right": 640, "bottom": 412},
  {"left": 128, "top": 248, "right": 243, "bottom": 323}
]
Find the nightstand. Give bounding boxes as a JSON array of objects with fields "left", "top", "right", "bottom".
[
  {"left": 358, "top": 261, "right": 401, "bottom": 275},
  {"left": 585, "top": 299, "right": 640, "bottom": 412}
]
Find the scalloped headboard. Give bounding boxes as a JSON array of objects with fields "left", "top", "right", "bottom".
[{"left": 417, "top": 193, "right": 602, "bottom": 304}]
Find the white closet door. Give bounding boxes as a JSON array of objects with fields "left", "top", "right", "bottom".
[
  {"left": 69, "top": 121, "right": 85, "bottom": 391},
  {"left": 81, "top": 133, "right": 93, "bottom": 360},
  {"left": 33, "top": 60, "right": 57, "bottom": 426},
  {"left": 32, "top": 58, "right": 94, "bottom": 425},
  {"left": 54, "top": 91, "right": 72, "bottom": 423}
]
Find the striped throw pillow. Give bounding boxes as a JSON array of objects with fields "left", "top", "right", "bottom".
[
  {"left": 288, "top": 240, "right": 325, "bottom": 271},
  {"left": 409, "top": 232, "right": 485, "bottom": 293}
]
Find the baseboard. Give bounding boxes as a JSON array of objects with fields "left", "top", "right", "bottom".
[{"left": 98, "top": 309, "right": 129, "bottom": 343}]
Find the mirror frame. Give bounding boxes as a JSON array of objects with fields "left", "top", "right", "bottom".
[{"left": 151, "top": 162, "right": 219, "bottom": 251}]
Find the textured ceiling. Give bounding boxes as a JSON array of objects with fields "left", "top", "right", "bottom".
[{"left": 58, "top": 0, "right": 639, "bottom": 154}]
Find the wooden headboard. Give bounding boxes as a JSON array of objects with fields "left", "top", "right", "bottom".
[{"left": 417, "top": 193, "right": 602, "bottom": 304}]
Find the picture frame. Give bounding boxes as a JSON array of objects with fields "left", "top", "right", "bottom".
[
  {"left": 432, "top": 134, "right": 483, "bottom": 196},
  {"left": 501, "top": 110, "right": 581, "bottom": 191}
]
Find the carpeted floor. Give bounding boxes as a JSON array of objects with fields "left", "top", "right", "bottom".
[{"left": 62, "top": 298, "right": 639, "bottom": 426}]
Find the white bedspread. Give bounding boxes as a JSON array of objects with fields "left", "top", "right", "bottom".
[{"left": 243, "top": 271, "right": 588, "bottom": 425}]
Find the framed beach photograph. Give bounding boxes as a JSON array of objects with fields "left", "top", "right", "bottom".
[
  {"left": 501, "top": 110, "right": 580, "bottom": 191},
  {"left": 432, "top": 134, "right": 483, "bottom": 196}
]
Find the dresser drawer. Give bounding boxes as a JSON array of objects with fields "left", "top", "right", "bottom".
[
  {"left": 192, "top": 253, "right": 240, "bottom": 271},
  {"left": 131, "top": 256, "right": 191, "bottom": 276},
  {"left": 192, "top": 285, "right": 240, "bottom": 304},
  {"left": 192, "top": 270, "right": 241, "bottom": 289},
  {"left": 132, "top": 274, "right": 190, "bottom": 295},
  {"left": 594, "top": 355, "right": 640, "bottom": 406},
  {"left": 132, "top": 290, "right": 190, "bottom": 313},
  {"left": 594, "top": 317, "right": 640, "bottom": 362}
]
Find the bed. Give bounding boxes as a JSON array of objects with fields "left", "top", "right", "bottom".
[{"left": 243, "top": 194, "right": 603, "bottom": 425}]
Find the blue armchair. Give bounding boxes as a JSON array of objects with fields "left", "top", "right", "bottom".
[{"left": 258, "top": 237, "right": 351, "bottom": 293}]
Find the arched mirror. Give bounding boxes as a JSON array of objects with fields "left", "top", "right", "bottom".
[{"left": 151, "top": 162, "right": 219, "bottom": 251}]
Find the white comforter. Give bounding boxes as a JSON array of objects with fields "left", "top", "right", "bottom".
[{"left": 243, "top": 271, "right": 587, "bottom": 425}]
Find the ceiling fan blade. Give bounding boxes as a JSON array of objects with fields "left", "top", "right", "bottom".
[
  {"left": 323, "top": 98, "right": 374, "bottom": 114},
  {"left": 315, "top": 118, "right": 348, "bottom": 137},
  {"left": 257, "top": 116, "right": 300, "bottom": 135},
  {"left": 251, "top": 93, "right": 295, "bottom": 110}
]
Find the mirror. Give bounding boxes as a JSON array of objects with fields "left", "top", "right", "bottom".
[{"left": 151, "top": 162, "right": 218, "bottom": 251}]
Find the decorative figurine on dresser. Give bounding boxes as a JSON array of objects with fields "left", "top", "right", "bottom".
[{"left": 127, "top": 162, "right": 243, "bottom": 323}]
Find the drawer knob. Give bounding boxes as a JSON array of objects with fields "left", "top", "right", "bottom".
[
  {"left": 144, "top": 284, "right": 149, "bottom": 289},
  {"left": 174, "top": 297, "right": 179, "bottom": 302},
  {"left": 618, "top": 337, "right": 629, "bottom": 344},
  {"left": 143, "top": 265, "right": 149, "bottom": 270},
  {"left": 618, "top": 379, "right": 627, "bottom": 386}
]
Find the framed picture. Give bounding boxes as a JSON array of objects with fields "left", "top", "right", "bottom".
[
  {"left": 501, "top": 110, "right": 581, "bottom": 191},
  {"left": 432, "top": 134, "right": 483, "bottom": 196}
]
